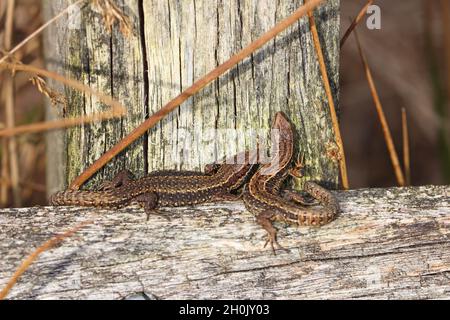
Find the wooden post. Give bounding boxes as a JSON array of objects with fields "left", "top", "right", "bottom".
[{"left": 43, "top": 0, "right": 340, "bottom": 192}]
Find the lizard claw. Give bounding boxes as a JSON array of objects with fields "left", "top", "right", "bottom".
[
  {"left": 263, "top": 237, "right": 277, "bottom": 255},
  {"left": 289, "top": 154, "right": 305, "bottom": 178},
  {"left": 263, "top": 232, "right": 288, "bottom": 255}
]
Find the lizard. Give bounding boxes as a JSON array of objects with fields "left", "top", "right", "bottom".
[
  {"left": 49, "top": 150, "right": 258, "bottom": 216},
  {"left": 242, "top": 111, "right": 340, "bottom": 253}
]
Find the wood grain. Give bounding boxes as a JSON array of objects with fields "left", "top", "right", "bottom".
[{"left": 0, "top": 185, "right": 448, "bottom": 299}]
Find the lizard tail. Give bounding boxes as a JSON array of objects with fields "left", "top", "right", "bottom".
[{"left": 48, "top": 190, "right": 125, "bottom": 207}]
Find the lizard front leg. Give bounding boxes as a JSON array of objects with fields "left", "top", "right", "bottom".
[
  {"left": 97, "top": 170, "right": 135, "bottom": 191},
  {"left": 133, "top": 192, "right": 175, "bottom": 222},
  {"left": 132, "top": 192, "right": 159, "bottom": 220},
  {"left": 282, "top": 189, "right": 318, "bottom": 206}
]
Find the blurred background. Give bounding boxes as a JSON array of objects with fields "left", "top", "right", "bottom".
[
  {"left": 341, "top": 0, "right": 449, "bottom": 188},
  {"left": 0, "top": 0, "right": 449, "bottom": 207}
]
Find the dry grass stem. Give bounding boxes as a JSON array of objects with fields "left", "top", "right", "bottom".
[
  {"left": 354, "top": 31, "right": 406, "bottom": 186},
  {"left": 0, "top": 0, "right": 85, "bottom": 65},
  {"left": 0, "top": 219, "right": 95, "bottom": 300},
  {"left": 340, "top": 0, "right": 373, "bottom": 48},
  {"left": 3, "top": 0, "right": 21, "bottom": 206},
  {"left": 0, "top": 62, "right": 125, "bottom": 113},
  {"left": 0, "top": 139, "right": 8, "bottom": 205},
  {"left": 30, "top": 75, "right": 68, "bottom": 110},
  {"left": 91, "top": 0, "right": 133, "bottom": 37},
  {"left": 0, "top": 111, "right": 126, "bottom": 137},
  {"left": 402, "top": 108, "right": 411, "bottom": 185},
  {"left": 307, "top": 1, "right": 349, "bottom": 189},
  {"left": 0, "top": 62, "right": 126, "bottom": 138}
]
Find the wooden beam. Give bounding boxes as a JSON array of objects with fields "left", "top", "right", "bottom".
[{"left": 0, "top": 185, "right": 449, "bottom": 299}]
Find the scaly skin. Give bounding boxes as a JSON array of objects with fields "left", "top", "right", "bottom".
[
  {"left": 242, "top": 112, "right": 340, "bottom": 253},
  {"left": 50, "top": 151, "right": 258, "bottom": 213}
]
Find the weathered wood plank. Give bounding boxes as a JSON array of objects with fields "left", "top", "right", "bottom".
[{"left": 0, "top": 186, "right": 448, "bottom": 299}]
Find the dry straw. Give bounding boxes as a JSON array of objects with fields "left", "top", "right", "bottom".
[
  {"left": 307, "top": 0, "right": 349, "bottom": 189},
  {"left": 354, "top": 30, "right": 406, "bottom": 186}
]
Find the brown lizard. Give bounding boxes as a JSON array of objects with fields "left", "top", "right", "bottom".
[
  {"left": 50, "top": 151, "right": 258, "bottom": 216},
  {"left": 242, "top": 111, "right": 340, "bottom": 253}
]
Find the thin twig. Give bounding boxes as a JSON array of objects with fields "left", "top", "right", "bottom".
[
  {"left": 340, "top": 0, "right": 373, "bottom": 48},
  {"left": 0, "top": 0, "right": 85, "bottom": 65},
  {"left": 307, "top": 0, "right": 349, "bottom": 189},
  {"left": 0, "top": 139, "right": 8, "bottom": 205},
  {"left": 3, "top": 0, "right": 21, "bottom": 206},
  {"left": 91, "top": 0, "right": 132, "bottom": 37},
  {"left": 354, "top": 30, "right": 405, "bottom": 186},
  {"left": 0, "top": 8, "right": 8, "bottom": 205},
  {"left": 0, "top": 62, "right": 124, "bottom": 112},
  {"left": 401, "top": 108, "right": 411, "bottom": 186},
  {"left": 0, "top": 111, "right": 125, "bottom": 137},
  {"left": 69, "top": 0, "right": 324, "bottom": 190},
  {"left": 0, "top": 219, "right": 94, "bottom": 300},
  {"left": 0, "top": 62, "right": 126, "bottom": 137}
]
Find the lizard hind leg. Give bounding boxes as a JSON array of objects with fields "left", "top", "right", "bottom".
[
  {"left": 132, "top": 192, "right": 166, "bottom": 221},
  {"left": 211, "top": 192, "right": 240, "bottom": 202},
  {"left": 256, "top": 211, "right": 289, "bottom": 255},
  {"left": 304, "top": 181, "right": 340, "bottom": 215}
]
